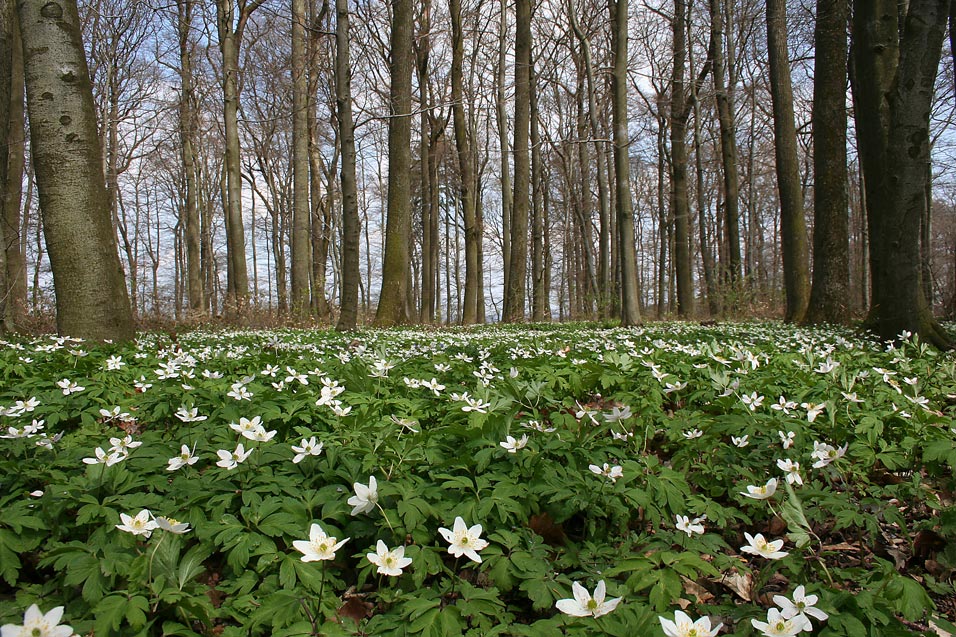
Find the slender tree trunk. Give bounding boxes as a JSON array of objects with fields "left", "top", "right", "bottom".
[
  {"left": 530, "top": 61, "right": 548, "bottom": 321},
  {"left": 850, "top": 0, "right": 952, "bottom": 347},
  {"left": 503, "top": 0, "right": 531, "bottom": 322},
  {"left": 573, "top": 67, "right": 597, "bottom": 315},
  {"left": 670, "top": 0, "right": 695, "bottom": 317},
  {"left": 710, "top": 0, "right": 742, "bottom": 289},
  {"left": 335, "top": 0, "right": 361, "bottom": 332},
  {"left": 656, "top": 114, "right": 667, "bottom": 317},
  {"left": 610, "top": 0, "right": 641, "bottom": 325},
  {"left": 216, "top": 0, "right": 257, "bottom": 319},
  {"left": 374, "top": 0, "right": 413, "bottom": 326},
  {"left": 176, "top": 0, "right": 204, "bottom": 317},
  {"left": 17, "top": 0, "right": 134, "bottom": 340},
  {"left": 290, "top": 0, "right": 311, "bottom": 317},
  {"left": 805, "top": 0, "right": 850, "bottom": 324},
  {"left": 766, "top": 0, "right": 810, "bottom": 322},
  {"left": 307, "top": 0, "right": 331, "bottom": 319},
  {"left": 1, "top": 1, "right": 26, "bottom": 329},
  {"left": 689, "top": 21, "right": 719, "bottom": 317},
  {"left": 568, "top": 0, "right": 611, "bottom": 317},
  {"left": 451, "top": 0, "right": 479, "bottom": 324},
  {"left": 497, "top": 0, "right": 512, "bottom": 299}
]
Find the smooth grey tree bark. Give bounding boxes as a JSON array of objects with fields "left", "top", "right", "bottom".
[
  {"left": 610, "top": 0, "right": 641, "bottom": 325},
  {"left": 374, "top": 0, "right": 413, "bottom": 326},
  {"left": 766, "top": 0, "right": 810, "bottom": 323},
  {"left": 334, "top": 0, "right": 359, "bottom": 331},
  {"left": 17, "top": 0, "right": 134, "bottom": 340},
  {"left": 216, "top": 0, "right": 261, "bottom": 318},
  {"left": 502, "top": 0, "right": 531, "bottom": 322},
  {"left": 290, "top": 0, "right": 311, "bottom": 317}
]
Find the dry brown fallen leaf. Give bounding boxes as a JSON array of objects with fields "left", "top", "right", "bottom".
[
  {"left": 715, "top": 570, "right": 752, "bottom": 602},
  {"left": 681, "top": 576, "right": 715, "bottom": 605}
]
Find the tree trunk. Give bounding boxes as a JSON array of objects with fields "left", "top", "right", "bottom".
[
  {"left": 568, "top": 0, "right": 611, "bottom": 318},
  {"left": 502, "top": 0, "right": 531, "bottom": 322},
  {"left": 216, "top": 0, "right": 257, "bottom": 319},
  {"left": 496, "top": 0, "right": 512, "bottom": 300},
  {"left": 530, "top": 61, "right": 548, "bottom": 321},
  {"left": 176, "top": 0, "right": 204, "bottom": 317},
  {"left": 451, "top": 0, "right": 479, "bottom": 324},
  {"left": 0, "top": 0, "right": 26, "bottom": 330},
  {"left": 766, "top": 0, "right": 810, "bottom": 323},
  {"left": 17, "top": 0, "right": 133, "bottom": 340},
  {"left": 850, "top": 0, "right": 952, "bottom": 348},
  {"left": 308, "top": 0, "right": 331, "bottom": 320},
  {"left": 610, "top": 0, "right": 641, "bottom": 325},
  {"left": 709, "top": 0, "right": 742, "bottom": 288},
  {"left": 805, "top": 0, "right": 850, "bottom": 324},
  {"left": 689, "top": 15, "right": 719, "bottom": 317},
  {"left": 670, "top": 0, "right": 695, "bottom": 317},
  {"left": 290, "top": 0, "right": 311, "bottom": 317},
  {"left": 333, "top": 0, "right": 358, "bottom": 331},
  {"left": 573, "top": 66, "right": 597, "bottom": 316},
  {"left": 374, "top": 0, "right": 413, "bottom": 327}
]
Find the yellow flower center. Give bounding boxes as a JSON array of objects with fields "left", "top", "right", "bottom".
[{"left": 586, "top": 599, "right": 598, "bottom": 610}]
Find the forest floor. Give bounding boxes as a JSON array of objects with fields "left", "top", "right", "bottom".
[{"left": 0, "top": 322, "right": 955, "bottom": 636}]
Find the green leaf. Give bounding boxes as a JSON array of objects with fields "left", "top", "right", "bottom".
[
  {"left": 780, "top": 482, "right": 813, "bottom": 549},
  {"left": 94, "top": 594, "right": 130, "bottom": 636},
  {"left": 887, "top": 576, "right": 934, "bottom": 622},
  {"left": 178, "top": 544, "right": 212, "bottom": 590}
]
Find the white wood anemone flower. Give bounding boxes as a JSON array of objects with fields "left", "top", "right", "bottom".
[
  {"left": 293, "top": 523, "right": 349, "bottom": 562},
  {"left": 438, "top": 516, "right": 489, "bottom": 563},
  {"left": 556, "top": 580, "right": 622, "bottom": 618},
  {"left": 658, "top": 610, "right": 722, "bottom": 637},
  {"left": 1, "top": 604, "right": 74, "bottom": 637}
]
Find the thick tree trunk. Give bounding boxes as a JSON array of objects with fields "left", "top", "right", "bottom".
[
  {"left": 503, "top": 0, "right": 531, "bottom": 322},
  {"left": 374, "top": 0, "right": 413, "bottom": 327},
  {"left": 290, "top": 0, "right": 311, "bottom": 317},
  {"left": 805, "top": 0, "right": 850, "bottom": 324},
  {"left": 851, "top": 0, "right": 952, "bottom": 348},
  {"left": 17, "top": 0, "right": 134, "bottom": 340},
  {"left": 334, "top": 0, "right": 359, "bottom": 331},
  {"left": 766, "top": 0, "right": 810, "bottom": 323},
  {"left": 610, "top": 0, "right": 641, "bottom": 325}
]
